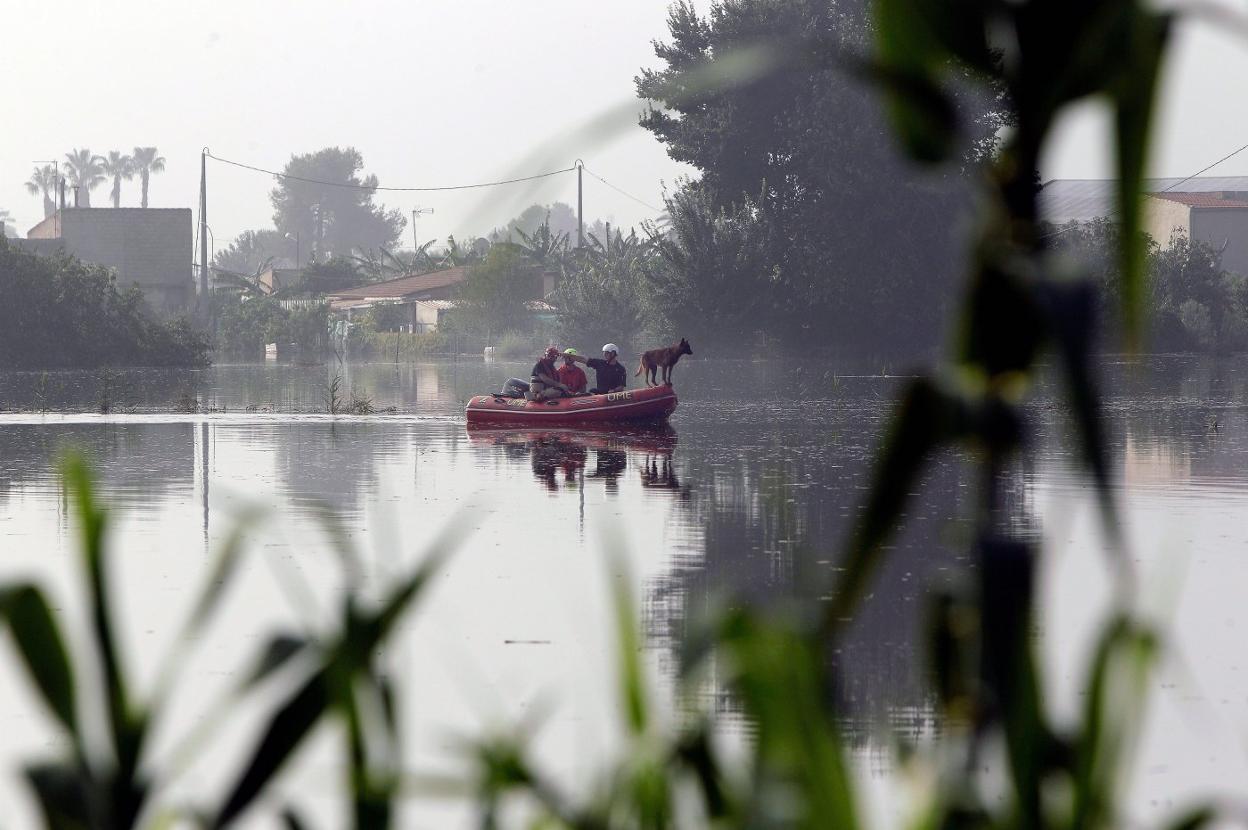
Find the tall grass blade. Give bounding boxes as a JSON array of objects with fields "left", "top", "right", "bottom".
[
  {"left": 720, "top": 611, "right": 858, "bottom": 829},
  {"left": 979, "top": 536, "right": 1045, "bottom": 827},
  {"left": 1071, "top": 616, "right": 1158, "bottom": 830},
  {"left": 26, "top": 761, "right": 94, "bottom": 830},
  {"left": 1112, "top": 12, "right": 1170, "bottom": 349},
  {"left": 242, "top": 632, "right": 311, "bottom": 688},
  {"left": 0, "top": 584, "right": 80, "bottom": 742},
  {"left": 213, "top": 669, "right": 332, "bottom": 828},
  {"left": 61, "top": 451, "right": 152, "bottom": 829}
]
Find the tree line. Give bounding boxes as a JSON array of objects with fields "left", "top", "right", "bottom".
[
  {"left": 1048, "top": 217, "right": 1248, "bottom": 354},
  {"left": 25, "top": 147, "right": 166, "bottom": 215},
  {"left": 0, "top": 236, "right": 209, "bottom": 368}
]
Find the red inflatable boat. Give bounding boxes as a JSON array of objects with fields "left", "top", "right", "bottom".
[{"left": 465, "top": 385, "right": 678, "bottom": 425}]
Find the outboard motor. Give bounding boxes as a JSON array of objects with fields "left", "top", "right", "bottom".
[{"left": 500, "top": 377, "right": 530, "bottom": 398}]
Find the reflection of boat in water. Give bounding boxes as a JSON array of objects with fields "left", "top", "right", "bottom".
[
  {"left": 466, "top": 423, "right": 676, "bottom": 453},
  {"left": 465, "top": 385, "right": 678, "bottom": 425},
  {"left": 466, "top": 423, "right": 679, "bottom": 493}
]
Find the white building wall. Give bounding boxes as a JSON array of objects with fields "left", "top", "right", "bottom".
[{"left": 1142, "top": 197, "right": 1192, "bottom": 247}]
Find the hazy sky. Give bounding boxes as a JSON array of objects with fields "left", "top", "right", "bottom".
[{"left": 3, "top": 1, "right": 1247, "bottom": 247}]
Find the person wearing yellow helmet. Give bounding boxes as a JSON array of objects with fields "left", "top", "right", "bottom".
[{"left": 558, "top": 348, "right": 588, "bottom": 395}]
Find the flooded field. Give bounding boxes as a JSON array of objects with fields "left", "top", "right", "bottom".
[{"left": 0, "top": 356, "right": 1246, "bottom": 825}]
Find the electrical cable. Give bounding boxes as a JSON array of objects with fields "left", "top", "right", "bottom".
[
  {"left": 205, "top": 151, "right": 576, "bottom": 192},
  {"left": 1042, "top": 139, "right": 1248, "bottom": 240},
  {"left": 582, "top": 167, "right": 664, "bottom": 213}
]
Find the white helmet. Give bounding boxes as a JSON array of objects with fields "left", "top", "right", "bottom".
[{"left": 601, "top": 343, "right": 620, "bottom": 355}]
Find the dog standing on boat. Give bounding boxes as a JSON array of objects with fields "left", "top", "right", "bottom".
[{"left": 635, "top": 338, "right": 692, "bottom": 386}]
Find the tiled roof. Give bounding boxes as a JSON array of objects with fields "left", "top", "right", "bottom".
[
  {"left": 1149, "top": 192, "right": 1248, "bottom": 208},
  {"left": 330, "top": 266, "right": 469, "bottom": 300},
  {"left": 1039, "top": 176, "right": 1248, "bottom": 223}
]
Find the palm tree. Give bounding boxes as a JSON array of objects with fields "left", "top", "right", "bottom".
[
  {"left": 0, "top": 208, "right": 13, "bottom": 238},
  {"left": 515, "top": 214, "right": 571, "bottom": 268},
  {"left": 100, "top": 151, "right": 134, "bottom": 208},
  {"left": 131, "top": 146, "right": 165, "bottom": 208},
  {"left": 63, "top": 148, "right": 106, "bottom": 207},
  {"left": 24, "top": 165, "right": 58, "bottom": 218}
]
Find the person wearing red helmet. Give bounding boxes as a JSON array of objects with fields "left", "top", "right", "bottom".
[{"left": 526, "top": 345, "right": 570, "bottom": 401}]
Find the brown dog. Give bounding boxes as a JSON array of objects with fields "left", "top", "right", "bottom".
[{"left": 635, "top": 338, "right": 693, "bottom": 387}]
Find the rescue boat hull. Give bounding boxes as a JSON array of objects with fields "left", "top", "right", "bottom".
[{"left": 464, "top": 386, "right": 678, "bottom": 425}]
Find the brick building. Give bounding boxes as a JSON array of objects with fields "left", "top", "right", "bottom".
[{"left": 22, "top": 208, "right": 193, "bottom": 313}]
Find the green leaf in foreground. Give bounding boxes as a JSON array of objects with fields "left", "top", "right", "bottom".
[{"left": 0, "top": 584, "right": 80, "bottom": 741}]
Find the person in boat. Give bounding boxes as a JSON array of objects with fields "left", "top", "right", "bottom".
[
  {"left": 564, "top": 343, "right": 628, "bottom": 394},
  {"left": 558, "top": 348, "right": 589, "bottom": 395},
  {"left": 526, "top": 346, "right": 570, "bottom": 401}
]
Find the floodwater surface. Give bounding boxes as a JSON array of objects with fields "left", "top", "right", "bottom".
[{"left": 0, "top": 357, "right": 1246, "bottom": 826}]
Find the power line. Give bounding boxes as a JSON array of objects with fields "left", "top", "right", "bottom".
[
  {"left": 583, "top": 167, "right": 664, "bottom": 213},
  {"left": 1156, "top": 140, "right": 1248, "bottom": 194},
  {"left": 1042, "top": 139, "right": 1248, "bottom": 240},
  {"left": 205, "top": 151, "right": 576, "bottom": 192}
]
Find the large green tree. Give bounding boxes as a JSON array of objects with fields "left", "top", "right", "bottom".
[
  {"left": 637, "top": 0, "right": 1007, "bottom": 353},
  {"left": 270, "top": 147, "right": 406, "bottom": 260},
  {"left": 214, "top": 229, "right": 293, "bottom": 276},
  {"left": 644, "top": 183, "right": 779, "bottom": 347}
]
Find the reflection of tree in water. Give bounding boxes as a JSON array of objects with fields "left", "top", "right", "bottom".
[
  {"left": 642, "top": 416, "right": 975, "bottom": 743},
  {"left": 0, "top": 424, "right": 195, "bottom": 509},
  {"left": 273, "top": 422, "right": 392, "bottom": 509}
]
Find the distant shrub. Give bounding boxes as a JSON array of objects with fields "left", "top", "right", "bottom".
[
  {"left": 0, "top": 237, "right": 210, "bottom": 368},
  {"left": 494, "top": 330, "right": 535, "bottom": 358},
  {"left": 349, "top": 330, "right": 448, "bottom": 360},
  {"left": 1178, "top": 299, "right": 1214, "bottom": 351}
]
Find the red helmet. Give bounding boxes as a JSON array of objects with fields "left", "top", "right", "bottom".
[{"left": 544, "top": 346, "right": 559, "bottom": 359}]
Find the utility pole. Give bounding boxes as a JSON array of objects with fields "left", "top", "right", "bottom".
[
  {"left": 575, "top": 160, "right": 584, "bottom": 248},
  {"left": 286, "top": 232, "right": 300, "bottom": 268},
  {"left": 412, "top": 207, "right": 434, "bottom": 256},
  {"left": 199, "top": 148, "right": 210, "bottom": 327}
]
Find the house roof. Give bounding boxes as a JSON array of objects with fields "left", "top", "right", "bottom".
[
  {"left": 1040, "top": 176, "right": 1248, "bottom": 223},
  {"left": 330, "top": 266, "right": 469, "bottom": 300},
  {"left": 1149, "top": 192, "right": 1248, "bottom": 208}
]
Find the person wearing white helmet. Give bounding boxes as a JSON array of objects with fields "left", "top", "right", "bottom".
[{"left": 565, "top": 343, "right": 628, "bottom": 394}]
